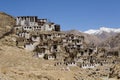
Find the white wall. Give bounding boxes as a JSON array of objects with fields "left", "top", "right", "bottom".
[
  {"left": 38, "top": 53, "right": 45, "bottom": 58},
  {"left": 44, "top": 24, "right": 54, "bottom": 31},
  {"left": 81, "top": 64, "right": 95, "bottom": 69},
  {"left": 32, "top": 37, "right": 40, "bottom": 42},
  {"left": 25, "top": 44, "right": 34, "bottom": 51},
  {"left": 67, "top": 63, "right": 77, "bottom": 66}
]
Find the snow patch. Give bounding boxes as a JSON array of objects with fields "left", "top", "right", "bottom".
[{"left": 84, "top": 27, "right": 120, "bottom": 35}]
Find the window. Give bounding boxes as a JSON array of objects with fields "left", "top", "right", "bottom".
[
  {"left": 16, "top": 28, "right": 18, "bottom": 30},
  {"left": 49, "top": 25, "right": 51, "bottom": 28},
  {"left": 53, "top": 45, "right": 57, "bottom": 49}
]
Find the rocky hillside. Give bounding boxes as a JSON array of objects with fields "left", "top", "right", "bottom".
[
  {"left": 108, "top": 64, "right": 120, "bottom": 79},
  {"left": 0, "top": 12, "right": 15, "bottom": 38},
  {"left": 0, "top": 44, "right": 107, "bottom": 80},
  {"left": 65, "top": 30, "right": 101, "bottom": 45},
  {"left": 100, "top": 33, "right": 120, "bottom": 49},
  {"left": 0, "top": 12, "right": 119, "bottom": 80},
  {"left": 0, "top": 36, "right": 100, "bottom": 80}
]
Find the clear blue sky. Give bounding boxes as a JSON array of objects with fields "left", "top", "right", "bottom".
[{"left": 0, "top": 0, "right": 120, "bottom": 31}]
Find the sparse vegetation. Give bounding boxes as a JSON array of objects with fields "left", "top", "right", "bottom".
[{"left": 0, "top": 12, "right": 120, "bottom": 80}]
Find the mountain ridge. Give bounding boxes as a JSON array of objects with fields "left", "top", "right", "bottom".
[{"left": 84, "top": 27, "right": 120, "bottom": 42}]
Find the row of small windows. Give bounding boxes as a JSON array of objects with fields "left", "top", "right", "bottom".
[
  {"left": 24, "top": 26, "right": 52, "bottom": 29},
  {"left": 24, "top": 26, "right": 41, "bottom": 29}
]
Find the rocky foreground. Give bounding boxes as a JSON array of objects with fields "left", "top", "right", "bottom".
[{"left": 0, "top": 35, "right": 119, "bottom": 80}]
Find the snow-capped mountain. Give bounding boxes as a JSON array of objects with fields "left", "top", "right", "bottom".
[
  {"left": 84, "top": 27, "right": 120, "bottom": 42},
  {"left": 84, "top": 27, "right": 120, "bottom": 35}
]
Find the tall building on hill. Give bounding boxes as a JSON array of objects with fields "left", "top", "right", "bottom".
[{"left": 15, "top": 16, "right": 60, "bottom": 32}]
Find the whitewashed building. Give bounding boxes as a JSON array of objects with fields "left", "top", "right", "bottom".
[{"left": 15, "top": 16, "right": 60, "bottom": 32}]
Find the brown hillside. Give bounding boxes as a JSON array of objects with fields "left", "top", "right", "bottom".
[
  {"left": 0, "top": 12, "right": 15, "bottom": 38},
  {"left": 100, "top": 33, "right": 120, "bottom": 49}
]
